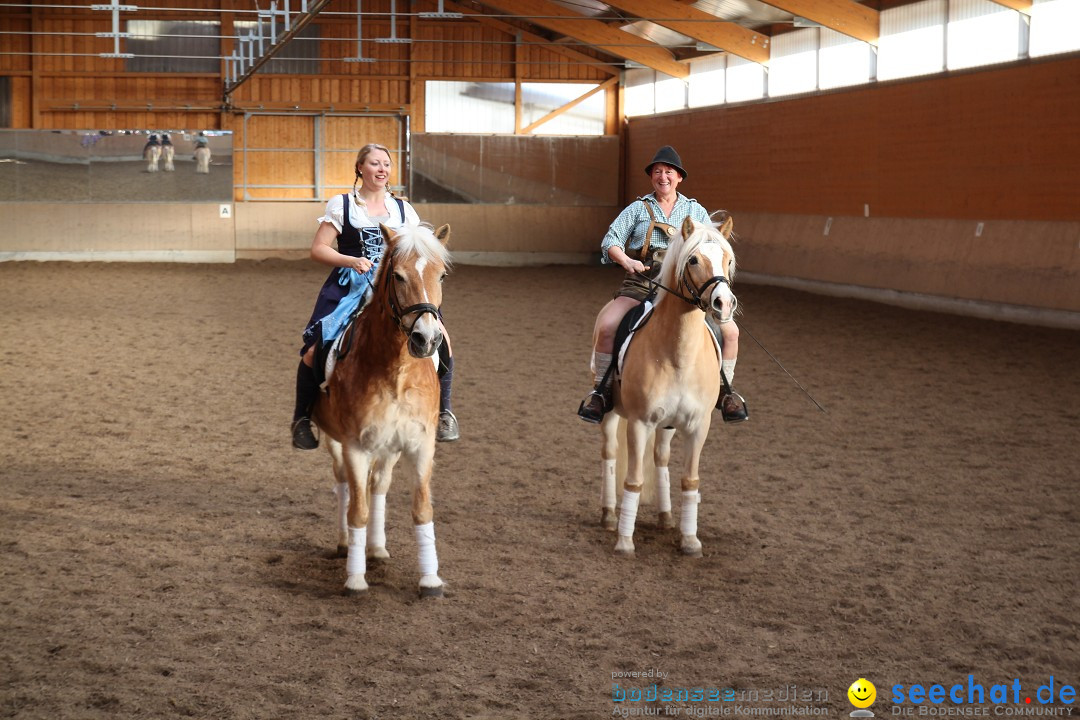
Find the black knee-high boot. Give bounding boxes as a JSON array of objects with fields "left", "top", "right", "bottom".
[
  {"left": 292, "top": 360, "right": 320, "bottom": 449},
  {"left": 436, "top": 355, "right": 459, "bottom": 442}
]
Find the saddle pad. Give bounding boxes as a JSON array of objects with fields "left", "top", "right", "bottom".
[{"left": 614, "top": 302, "right": 724, "bottom": 381}]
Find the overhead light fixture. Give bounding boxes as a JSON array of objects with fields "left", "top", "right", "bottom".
[
  {"left": 345, "top": 0, "right": 377, "bottom": 61},
  {"left": 374, "top": 0, "right": 413, "bottom": 43},
  {"left": 695, "top": 42, "right": 722, "bottom": 52},
  {"left": 419, "top": 0, "right": 463, "bottom": 19},
  {"left": 792, "top": 16, "right": 823, "bottom": 28}
]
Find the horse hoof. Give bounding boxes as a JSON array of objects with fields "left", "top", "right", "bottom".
[
  {"left": 681, "top": 545, "right": 703, "bottom": 558},
  {"left": 342, "top": 586, "right": 369, "bottom": 597},
  {"left": 600, "top": 508, "right": 618, "bottom": 531},
  {"left": 366, "top": 548, "right": 390, "bottom": 563},
  {"left": 657, "top": 511, "right": 675, "bottom": 530},
  {"left": 419, "top": 585, "right": 444, "bottom": 599}
]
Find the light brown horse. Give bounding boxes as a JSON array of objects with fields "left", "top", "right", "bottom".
[
  {"left": 313, "top": 222, "right": 451, "bottom": 597},
  {"left": 598, "top": 215, "right": 737, "bottom": 557}
]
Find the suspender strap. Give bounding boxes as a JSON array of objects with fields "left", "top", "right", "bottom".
[{"left": 637, "top": 198, "right": 677, "bottom": 261}]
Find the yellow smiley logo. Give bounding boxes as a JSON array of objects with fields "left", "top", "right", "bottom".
[{"left": 848, "top": 678, "right": 876, "bottom": 709}]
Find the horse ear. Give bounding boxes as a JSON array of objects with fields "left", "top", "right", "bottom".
[
  {"left": 681, "top": 216, "right": 696, "bottom": 238},
  {"left": 379, "top": 223, "right": 396, "bottom": 247},
  {"left": 435, "top": 224, "right": 451, "bottom": 247},
  {"left": 718, "top": 215, "right": 734, "bottom": 239}
]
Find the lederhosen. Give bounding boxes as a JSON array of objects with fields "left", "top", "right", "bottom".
[
  {"left": 300, "top": 194, "right": 405, "bottom": 353},
  {"left": 614, "top": 198, "right": 679, "bottom": 302}
]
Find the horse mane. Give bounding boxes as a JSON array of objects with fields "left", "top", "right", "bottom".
[
  {"left": 657, "top": 216, "right": 736, "bottom": 291},
  {"left": 387, "top": 222, "right": 452, "bottom": 267}
]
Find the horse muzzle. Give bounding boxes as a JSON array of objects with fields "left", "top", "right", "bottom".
[
  {"left": 709, "top": 284, "right": 738, "bottom": 324},
  {"left": 407, "top": 320, "right": 444, "bottom": 358}
]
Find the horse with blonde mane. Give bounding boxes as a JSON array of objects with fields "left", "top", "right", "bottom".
[
  {"left": 194, "top": 143, "right": 211, "bottom": 174},
  {"left": 598, "top": 214, "right": 737, "bottom": 557},
  {"left": 143, "top": 136, "right": 161, "bottom": 173},
  {"left": 312, "top": 221, "right": 452, "bottom": 597},
  {"left": 161, "top": 136, "right": 175, "bottom": 172}
]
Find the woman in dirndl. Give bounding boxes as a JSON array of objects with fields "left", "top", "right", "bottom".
[{"left": 290, "top": 143, "right": 460, "bottom": 449}]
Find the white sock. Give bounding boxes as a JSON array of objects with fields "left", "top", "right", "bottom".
[
  {"left": 594, "top": 352, "right": 612, "bottom": 386},
  {"left": 721, "top": 358, "right": 736, "bottom": 388}
]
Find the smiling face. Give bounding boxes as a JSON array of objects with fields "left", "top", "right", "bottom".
[
  {"left": 356, "top": 146, "right": 392, "bottom": 191},
  {"left": 848, "top": 679, "right": 877, "bottom": 709},
  {"left": 650, "top": 162, "right": 683, "bottom": 199}
]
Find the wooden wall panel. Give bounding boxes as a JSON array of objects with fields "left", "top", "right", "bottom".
[
  {"left": 413, "top": 24, "right": 516, "bottom": 80},
  {"left": 627, "top": 57, "right": 1080, "bottom": 222},
  {"left": 320, "top": 116, "right": 404, "bottom": 197},
  {"left": 0, "top": 17, "right": 31, "bottom": 73}
]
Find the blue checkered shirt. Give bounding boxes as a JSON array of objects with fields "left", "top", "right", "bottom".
[{"left": 600, "top": 193, "right": 711, "bottom": 265}]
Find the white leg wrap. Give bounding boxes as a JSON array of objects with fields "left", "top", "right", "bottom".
[
  {"left": 593, "top": 352, "right": 612, "bottom": 385},
  {"left": 346, "top": 526, "right": 367, "bottom": 576},
  {"left": 722, "top": 358, "right": 737, "bottom": 386},
  {"left": 618, "top": 490, "right": 641, "bottom": 538},
  {"left": 415, "top": 522, "right": 439, "bottom": 577},
  {"left": 367, "top": 493, "right": 387, "bottom": 549},
  {"left": 680, "top": 491, "right": 700, "bottom": 536},
  {"left": 601, "top": 459, "right": 617, "bottom": 509},
  {"left": 656, "top": 467, "right": 672, "bottom": 514}
]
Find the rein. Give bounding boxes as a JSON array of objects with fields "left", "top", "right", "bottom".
[{"left": 634, "top": 267, "right": 731, "bottom": 314}]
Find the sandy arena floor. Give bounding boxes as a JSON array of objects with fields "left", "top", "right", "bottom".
[{"left": 1, "top": 259, "right": 1078, "bottom": 719}]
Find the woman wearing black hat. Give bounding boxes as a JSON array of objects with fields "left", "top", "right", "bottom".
[{"left": 577, "top": 145, "right": 748, "bottom": 424}]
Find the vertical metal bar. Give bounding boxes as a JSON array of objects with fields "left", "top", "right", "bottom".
[
  {"left": 402, "top": 112, "right": 411, "bottom": 199},
  {"left": 243, "top": 113, "right": 251, "bottom": 200},
  {"left": 314, "top": 114, "right": 322, "bottom": 200}
]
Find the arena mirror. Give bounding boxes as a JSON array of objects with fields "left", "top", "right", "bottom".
[{"left": 0, "top": 129, "right": 233, "bottom": 202}]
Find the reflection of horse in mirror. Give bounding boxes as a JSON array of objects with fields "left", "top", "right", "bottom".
[
  {"left": 313, "top": 222, "right": 452, "bottom": 598},
  {"left": 194, "top": 141, "right": 211, "bottom": 174},
  {"left": 160, "top": 134, "right": 175, "bottom": 172},
  {"left": 598, "top": 215, "right": 737, "bottom": 557},
  {"left": 143, "top": 135, "right": 161, "bottom": 172}
]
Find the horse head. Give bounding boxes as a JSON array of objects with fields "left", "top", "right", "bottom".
[
  {"left": 378, "top": 222, "right": 452, "bottom": 358},
  {"left": 669, "top": 214, "right": 737, "bottom": 323}
]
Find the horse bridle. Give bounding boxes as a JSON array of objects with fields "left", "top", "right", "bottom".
[
  {"left": 382, "top": 253, "right": 442, "bottom": 337},
  {"left": 635, "top": 251, "right": 735, "bottom": 316}
]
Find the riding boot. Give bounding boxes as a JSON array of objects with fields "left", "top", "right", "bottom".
[
  {"left": 292, "top": 360, "right": 320, "bottom": 450},
  {"left": 717, "top": 358, "right": 749, "bottom": 423},
  {"left": 436, "top": 355, "right": 459, "bottom": 443},
  {"left": 577, "top": 352, "right": 613, "bottom": 424}
]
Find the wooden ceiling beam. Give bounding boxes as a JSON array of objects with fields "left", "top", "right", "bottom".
[
  {"left": 443, "top": 0, "right": 621, "bottom": 75},
  {"left": 603, "top": 0, "right": 771, "bottom": 64},
  {"left": 478, "top": 0, "right": 690, "bottom": 77},
  {"left": 986, "top": 0, "right": 1032, "bottom": 13},
  {"left": 757, "top": 0, "right": 879, "bottom": 45}
]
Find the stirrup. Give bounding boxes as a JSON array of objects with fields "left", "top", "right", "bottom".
[
  {"left": 718, "top": 391, "right": 749, "bottom": 423},
  {"left": 577, "top": 390, "right": 608, "bottom": 424},
  {"left": 291, "top": 417, "right": 320, "bottom": 450},
  {"left": 436, "top": 410, "right": 460, "bottom": 443}
]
